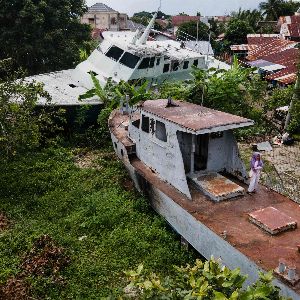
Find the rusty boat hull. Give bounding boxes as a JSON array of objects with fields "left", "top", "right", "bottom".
[{"left": 109, "top": 109, "right": 300, "bottom": 300}]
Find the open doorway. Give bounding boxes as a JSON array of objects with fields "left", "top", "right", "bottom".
[{"left": 194, "top": 134, "right": 209, "bottom": 171}]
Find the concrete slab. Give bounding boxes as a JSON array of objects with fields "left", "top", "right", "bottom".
[
  {"left": 191, "top": 173, "right": 245, "bottom": 202},
  {"left": 249, "top": 207, "right": 297, "bottom": 235}
]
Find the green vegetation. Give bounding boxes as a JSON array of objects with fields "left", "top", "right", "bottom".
[
  {"left": 0, "top": 147, "right": 196, "bottom": 298},
  {"left": 224, "top": 20, "right": 255, "bottom": 45},
  {"left": 0, "top": 0, "right": 91, "bottom": 75},
  {"left": 259, "top": 0, "right": 299, "bottom": 20},
  {"left": 0, "top": 64, "right": 64, "bottom": 157},
  {"left": 121, "top": 259, "right": 288, "bottom": 299},
  {"left": 176, "top": 21, "right": 210, "bottom": 41}
]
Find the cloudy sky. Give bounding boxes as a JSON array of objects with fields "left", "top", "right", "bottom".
[{"left": 86, "top": 0, "right": 263, "bottom": 16}]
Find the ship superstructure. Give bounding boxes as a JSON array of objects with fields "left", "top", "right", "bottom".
[{"left": 72, "top": 12, "right": 228, "bottom": 89}]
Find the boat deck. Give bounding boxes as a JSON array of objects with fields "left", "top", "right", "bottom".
[{"left": 131, "top": 157, "right": 300, "bottom": 292}]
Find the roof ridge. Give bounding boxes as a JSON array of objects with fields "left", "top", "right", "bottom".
[{"left": 88, "top": 2, "right": 117, "bottom": 12}]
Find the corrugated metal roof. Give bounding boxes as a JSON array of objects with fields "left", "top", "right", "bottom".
[
  {"left": 88, "top": 3, "right": 116, "bottom": 13},
  {"left": 247, "top": 34, "right": 284, "bottom": 45},
  {"left": 230, "top": 44, "right": 257, "bottom": 51},
  {"left": 276, "top": 73, "right": 297, "bottom": 84},
  {"left": 141, "top": 99, "right": 253, "bottom": 133},
  {"left": 247, "top": 38, "right": 298, "bottom": 61},
  {"left": 127, "top": 20, "right": 146, "bottom": 31},
  {"left": 185, "top": 41, "right": 214, "bottom": 55},
  {"left": 288, "top": 23, "right": 300, "bottom": 37},
  {"left": 260, "top": 64, "right": 286, "bottom": 72}
]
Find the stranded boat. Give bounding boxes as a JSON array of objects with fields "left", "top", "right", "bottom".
[
  {"left": 109, "top": 98, "right": 300, "bottom": 299},
  {"left": 25, "top": 11, "right": 229, "bottom": 106},
  {"left": 72, "top": 12, "right": 229, "bottom": 90}
]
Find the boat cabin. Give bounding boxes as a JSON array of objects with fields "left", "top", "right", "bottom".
[{"left": 126, "top": 99, "right": 254, "bottom": 200}]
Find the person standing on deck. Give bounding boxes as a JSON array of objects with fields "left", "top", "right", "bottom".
[{"left": 248, "top": 152, "right": 263, "bottom": 194}]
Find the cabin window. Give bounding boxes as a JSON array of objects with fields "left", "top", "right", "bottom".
[
  {"left": 156, "top": 58, "right": 161, "bottom": 65},
  {"left": 88, "top": 18, "right": 95, "bottom": 24},
  {"left": 172, "top": 61, "right": 179, "bottom": 71},
  {"left": 141, "top": 115, "right": 149, "bottom": 133},
  {"left": 193, "top": 59, "right": 199, "bottom": 67},
  {"left": 183, "top": 61, "right": 189, "bottom": 69},
  {"left": 138, "top": 57, "right": 150, "bottom": 69},
  {"left": 149, "top": 57, "right": 155, "bottom": 68},
  {"left": 163, "top": 64, "right": 170, "bottom": 73},
  {"left": 156, "top": 121, "right": 167, "bottom": 142},
  {"left": 105, "top": 46, "right": 124, "bottom": 61},
  {"left": 120, "top": 52, "right": 140, "bottom": 69},
  {"left": 132, "top": 119, "right": 140, "bottom": 128}
]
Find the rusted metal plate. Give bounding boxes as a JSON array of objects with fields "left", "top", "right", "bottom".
[
  {"left": 141, "top": 99, "right": 253, "bottom": 132},
  {"left": 191, "top": 173, "right": 245, "bottom": 202},
  {"left": 249, "top": 207, "right": 297, "bottom": 235}
]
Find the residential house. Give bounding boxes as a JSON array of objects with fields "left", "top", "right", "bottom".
[
  {"left": 278, "top": 8, "right": 300, "bottom": 41},
  {"left": 231, "top": 34, "right": 299, "bottom": 85},
  {"left": 172, "top": 15, "right": 200, "bottom": 35},
  {"left": 81, "top": 3, "right": 128, "bottom": 31}
]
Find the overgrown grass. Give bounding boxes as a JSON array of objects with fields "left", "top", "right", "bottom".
[{"left": 0, "top": 147, "right": 196, "bottom": 298}]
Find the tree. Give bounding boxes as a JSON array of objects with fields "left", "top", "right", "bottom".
[
  {"left": 0, "top": 60, "right": 64, "bottom": 157},
  {"left": 176, "top": 21, "right": 209, "bottom": 41},
  {"left": 231, "top": 9, "right": 263, "bottom": 31},
  {"left": 189, "top": 57, "right": 267, "bottom": 121},
  {"left": 224, "top": 19, "right": 254, "bottom": 45},
  {"left": 259, "top": 0, "right": 299, "bottom": 20},
  {"left": 279, "top": 0, "right": 300, "bottom": 16},
  {"left": 0, "top": 0, "right": 91, "bottom": 75},
  {"left": 259, "top": 0, "right": 284, "bottom": 20}
]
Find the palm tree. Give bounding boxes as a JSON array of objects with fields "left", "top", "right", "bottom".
[
  {"left": 259, "top": 0, "right": 284, "bottom": 20},
  {"left": 231, "top": 8, "right": 263, "bottom": 31}
]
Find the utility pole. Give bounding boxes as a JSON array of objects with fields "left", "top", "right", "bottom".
[{"left": 284, "top": 70, "right": 300, "bottom": 131}]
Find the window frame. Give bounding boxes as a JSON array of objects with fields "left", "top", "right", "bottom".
[{"left": 155, "top": 120, "right": 167, "bottom": 142}]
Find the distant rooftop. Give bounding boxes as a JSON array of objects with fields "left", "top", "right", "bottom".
[
  {"left": 141, "top": 99, "right": 253, "bottom": 133},
  {"left": 88, "top": 3, "right": 116, "bottom": 13}
]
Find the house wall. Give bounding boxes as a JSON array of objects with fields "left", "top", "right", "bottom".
[{"left": 81, "top": 12, "right": 128, "bottom": 31}]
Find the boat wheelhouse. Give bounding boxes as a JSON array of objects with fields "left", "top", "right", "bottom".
[
  {"left": 111, "top": 99, "right": 253, "bottom": 200},
  {"left": 72, "top": 12, "right": 229, "bottom": 89}
]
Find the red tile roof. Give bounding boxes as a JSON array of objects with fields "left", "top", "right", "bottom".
[
  {"left": 247, "top": 38, "right": 297, "bottom": 61},
  {"left": 247, "top": 34, "right": 283, "bottom": 45},
  {"left": 262, "top": 48, "right": 299, "bottom": 84},
  {"left": 172, "top": 16, "right": 199, "bottom": 27}
]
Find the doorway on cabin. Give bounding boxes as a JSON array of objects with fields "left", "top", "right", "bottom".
[{"left": 194, "top": 134, "right": 209, "bottom": 171}]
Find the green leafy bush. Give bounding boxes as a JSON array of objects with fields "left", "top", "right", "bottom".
[{"left": 121, "top": 259, "right": 289, "bottom": 300}]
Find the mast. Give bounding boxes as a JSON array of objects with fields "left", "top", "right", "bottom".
[
  {"left": 136, "top": 11, "right": 158, "bottom": 45},
  {"left": 284, "top": 70, "right": 300, "bottom": 131}
]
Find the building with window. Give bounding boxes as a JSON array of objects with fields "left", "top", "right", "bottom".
[{"left": 81, "top": 3, "right": 128, "bottom": 31}]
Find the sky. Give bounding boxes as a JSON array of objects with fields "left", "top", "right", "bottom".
[{"left": 86, "top": 0, "right": 263, "bottom": 17}]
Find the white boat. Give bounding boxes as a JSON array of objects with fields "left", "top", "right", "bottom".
[{"left": 72, "top": 12, "right": 229, "bottom": 89}]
